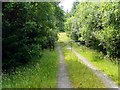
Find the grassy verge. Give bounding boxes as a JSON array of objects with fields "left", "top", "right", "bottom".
[
  {"left": 58, "top": 32, "right": 119, "bottom": 86},
  {"left": 2, "top": 48, "right": 59, "bottom": 88},
  {"left": 59, "top": 42, "right": 105, "bottom": 88},
  {"left": 73, "top": 43, "right": 119, "bottom": 85},
  {"left": 58, "top": 33, "right": 105, "bottom": 88}
]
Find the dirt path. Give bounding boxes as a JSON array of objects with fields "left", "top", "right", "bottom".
[
  {"left": 69, "top": 47, "right": 119, "bottom": 89},
  {"left": 57, "top": 43, "right": 72, "bottom": 88}
]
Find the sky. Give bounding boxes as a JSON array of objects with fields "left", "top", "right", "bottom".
[
  {"left": 59, "top": 0, "right": 76, "bottom": 12},
  {"left": 59, "top": 0, "right": 116, "bottom": 12}
]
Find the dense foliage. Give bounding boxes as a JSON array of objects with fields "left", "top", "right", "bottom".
[
  {"left": 65, "top": 2, "right": 120, "bottom": 58},
  {"left": 2, "top": 2, "right": 64, "bottom": 72}
]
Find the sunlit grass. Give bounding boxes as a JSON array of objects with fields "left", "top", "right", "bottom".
[
  {"left": 58, "top": 33, "right": 105, "bottom": 88},
  {"left": 60, "top": 42, "right": 105, "bottom": 88},
  {"left": 58, "top": 32, "right": 71, "bottom": 43},
  {"left": 58, "top": 32, "right": 119, "bottom": 85},
  {"left": 2, "top": 48, "right": 59, "bottom": 88},
  {"left": 73, "top": 43, "right": 119, "bottom": 85}
]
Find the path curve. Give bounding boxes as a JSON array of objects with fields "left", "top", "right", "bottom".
[
  {"left": 69, "top": 47, "right": 120, "bottom": 89},
  {"left": 57, "top": 43, "right": 72, "bottom": 88}
]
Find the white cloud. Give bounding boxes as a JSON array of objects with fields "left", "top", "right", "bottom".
[{"left": 59, "top": 0, "right": 76, "bottom": 12}]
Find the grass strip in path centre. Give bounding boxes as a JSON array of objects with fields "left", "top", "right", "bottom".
[
  {"left": 58, "top": 32, "right": 119, "bottom": 85},
  {"left": 60, "top": 42, "right": 105, "bottom": 88}
]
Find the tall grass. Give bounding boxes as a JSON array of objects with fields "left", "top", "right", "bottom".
[
  {"left": 73, "top": 42, "right": 119, "bottom": 85},
  {"left": 2, "top": 48, "right": 59, "bottom": 88}
]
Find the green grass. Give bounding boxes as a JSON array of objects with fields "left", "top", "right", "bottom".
[
  {"left": 73, "top": 43, "right": 119, "bottom": 85},
  {"left": 58, "top": 32, "right": 119, "bottom": 86},
  {"left": 58, "top": 33, "right": 70, "bottom": 43},
  {"left": 59, "top": 42, "right": 105, "bottom": 88},
  {"left": 58, "top": 33, "right": 105, "bottom": 88},
  {"left": 2, "top": 48, "right": 59, "bottom": 88}
]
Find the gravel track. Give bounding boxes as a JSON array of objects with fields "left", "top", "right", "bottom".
[
  {"left": 57, "top": 44, "right": 72, "bottom": 88},
  {"left": 70, "top": 47, "right": 120, "bottom": 89}
]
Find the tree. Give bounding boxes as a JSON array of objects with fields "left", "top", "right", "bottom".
[
  {"left": 65, "top": 2, "right": 120, "bottom": 58},
  {"left": 2, "top": 2, "right": 65, "bottom": 72}
]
